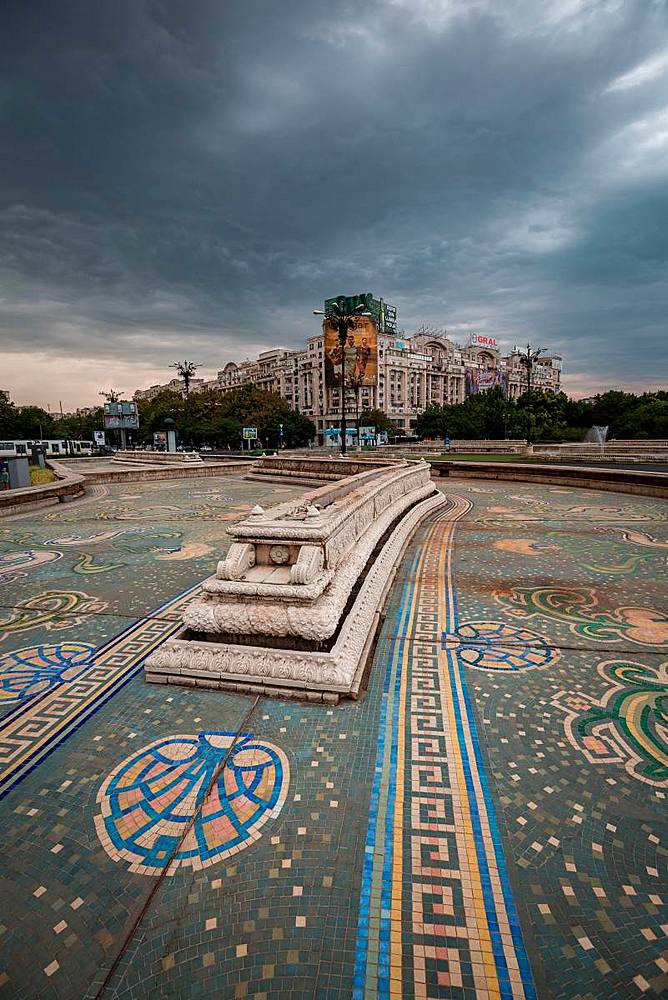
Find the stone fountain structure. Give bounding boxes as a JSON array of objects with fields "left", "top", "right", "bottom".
[{"left": 145, "top": 457, "right": 445, "bottom": 701}]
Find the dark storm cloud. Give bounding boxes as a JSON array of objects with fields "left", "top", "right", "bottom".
[{"left": 1, "top": 0, "right": 667, "bottom": 397}]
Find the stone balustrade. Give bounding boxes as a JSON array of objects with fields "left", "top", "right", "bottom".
[
  {"left": 145, "top": 458, "right": 445, "bottom": 700},
  {"left": 248, "top": 454, "right": 403, "bottom": 483},
  {"left": 0, "top": 460, "right": 85, "bottom": 517},
  {"left": 532, "top": 441, "right": 668, "bottom": 460},
  {"left": 112, "top": 450, "right": 203, "bottom": 464},
  {"left": 431, "top": 460, "right": 668, "bottom": 499}
]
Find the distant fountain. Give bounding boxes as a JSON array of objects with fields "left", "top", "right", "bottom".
[{"left": 585, "top": 425, "right": 608, "bottom": 456}]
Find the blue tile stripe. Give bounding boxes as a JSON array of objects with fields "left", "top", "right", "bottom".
[
  {"left": 352, "top": 502, "right": 538, "bottom": 999},
  {"left": 444, "top": 510, "right": 536, "bottom": 998},
  {"left": 456, "top": 664, "right": 537, "bottom": 998},
  {"left": 446, "top": 650, "right": 523, "bottom": 998},
  {"left": 0, "top": 581, "right": 202, "bottom": 801},
  {"left": 352, "top": 549, "right": 420, "bottom": 1000}
]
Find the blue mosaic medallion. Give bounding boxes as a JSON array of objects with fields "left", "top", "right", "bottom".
[
  {"left": 444, "top": 620, "right": 558, "bottom": 671},
  {"left": 95, "top": 731, "right": 290, "bottom": 875},
  {"left": 0, "top": 641, "right": 95, "bottom": 703}
]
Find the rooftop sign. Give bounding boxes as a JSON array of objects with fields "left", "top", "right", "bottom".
[
  {"left": 324, "top": 292, "right": 397, "bottom": 335},
  {"left": 468, "top": 334, "right": 498, "bottom": 349}
]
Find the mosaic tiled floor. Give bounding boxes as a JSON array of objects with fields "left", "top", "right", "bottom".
[{"left": 0, "top": 478, "right": 666, "bottom": 999}]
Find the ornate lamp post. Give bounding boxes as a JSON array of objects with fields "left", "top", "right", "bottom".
[
  {"left": 314, "top": 298, "right": 370, "bottom": 456},
  {"left": 518, "top": 343, "right": 545, "bottom": 445},
  {"left": 169, "top": 360, "right": 202, "bottom": 398}
]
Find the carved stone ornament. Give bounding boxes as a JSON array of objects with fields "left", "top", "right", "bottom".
[
  {"left": 185, "top": 480, "right": 435, "bottom": 640},
  {"left": 290, "top": 545, "right": 324, "bottom": 585},
  {"left": 145, "top": 489, "right": 452, "bottom": 698},
  {"left": 145, "top": 457, "right": 448, "bottom": 700},
  {"left": 216, "top": 542, "right": 255, "bottom": 581}
]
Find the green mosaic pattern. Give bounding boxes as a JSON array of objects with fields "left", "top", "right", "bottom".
[{"left": 0, "top": 476, "right": 665, "bottom": 999}]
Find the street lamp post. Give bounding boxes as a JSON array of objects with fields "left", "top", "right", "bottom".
[
  {"left": 314, "top": 299, "right": 370, "bottom": 456},
  {"left": 519, "top": 343, "right": 545, "bottom": 446}
]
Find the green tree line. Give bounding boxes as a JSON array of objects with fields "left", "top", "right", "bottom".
[
  {"left": 135, "top": 386, "right": 315, "bottom": 448},
  {"left": 0, "top": 386, "right": 316, "bottom": 449},
  {"left": 413, "top": 388, "right": 668, "bottom": 442},
  {"left": 2, "top": 386, "right": 666, "bottom": 446}
]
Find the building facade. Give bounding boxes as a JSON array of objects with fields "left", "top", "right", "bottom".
[
  {"left": 166, "top": 331, "right": 563, "bottom": 443},
  {"left": 134, "top": 377, "right": 206, "bottom": 401}
]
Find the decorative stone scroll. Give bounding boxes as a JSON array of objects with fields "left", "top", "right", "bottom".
[{"left": 145, "top": 458, "right": 446, "bottom": 700}]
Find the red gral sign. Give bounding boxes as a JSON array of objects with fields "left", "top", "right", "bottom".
[{"left": 470, "top": 334, "right": 498, "bottom": 348}]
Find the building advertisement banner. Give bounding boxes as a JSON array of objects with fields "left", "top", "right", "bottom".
[
  {"left": 103, "top": 401, "right": 139, "bottom": 430},
  {"left": 324, "top": 293, "right": 397, "bottom": 334},
  {"left": 324, "top": 427, "right": 359, "bottom": 447},
  {"left": 324, "top": 316, "right": 378, "bottom": 389},
  {"left": 465, "top": 367, "right": 508, "bottom": 396}
]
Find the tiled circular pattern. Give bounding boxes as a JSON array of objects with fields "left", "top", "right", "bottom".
[
  {"left": 95, "top": 731, "right": 290, "bottom": 875},
  {"left": 445, "top": 620, "right": 558, "bottom": 671},
  {"left": 0, "top": 641, "right": 95, "bottom": 702}
]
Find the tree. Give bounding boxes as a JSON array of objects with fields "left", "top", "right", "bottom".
[
  {"left": 134, "top": 385, "right": 315, "bottom": 450},
  {"left": 414, "top": 405, "right": 447, "bottom": 439},
  {"left": 0, "top": 394, "right": 19, "bottom": 438},
  {"left": 282, "top": 409, "right": 316, "bottom": 448},
  {"left": 360, "top": 408, "right": 393, "bottom": 434},
  {"left": 213, "top": 417, "right": 243, "bottom": 448},
  {"left": 590, "top": 390, "right": 635, "bottom": 432},
  {"left": 615, "top": 397, "right": 668, "bottom": 439},
  {"left": 54, "top": 407, "right": 104, "bottom": 441},
  {"left": 13, "top": 406, "right": 57, "bottom": 439},
  {"left": 476, "top": 386, "right": 510, "bottom": 439},
  {"left": 415, "top": 390, "right": 510, "bottom": 440},
  {"left": 136, "top": 390, "right": 186, "bottom": 443}
]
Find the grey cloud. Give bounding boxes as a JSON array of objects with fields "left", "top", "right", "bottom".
[{"left": 1, "top": 0, "right": 667, "bottom": 400}]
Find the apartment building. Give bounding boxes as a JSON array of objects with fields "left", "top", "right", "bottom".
[
  {"left": 134, "top": 377, "right": 206, "bottom": 401},
  {"left": 183, "top": 331, "right": 562, "bottom": 443}
]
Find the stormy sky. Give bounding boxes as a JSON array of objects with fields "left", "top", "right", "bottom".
[{"left": 1, "top": 0, "right": 667, "bottom": 409}]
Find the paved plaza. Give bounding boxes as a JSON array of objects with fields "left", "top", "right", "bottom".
[{"left": 0, "top": 475, "right": 666, "bottom": 999}]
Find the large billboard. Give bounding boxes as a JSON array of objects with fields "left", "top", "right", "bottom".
[
  {"left": 103, "top": 401, "right": 139, "bottom": 430},
  {"left": 324, "top": 316, "right": 378, "bottom": 389},
  {"left": 465, "top": 367, "right": 508, "bottom": 396},
  {"left": 324, "top": 292, "right": 397, "bottom": 334}
]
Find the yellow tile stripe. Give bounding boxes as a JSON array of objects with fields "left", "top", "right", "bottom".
[
  {"left": 439, "top": 495, "right": 529, "bottom": 998},
  {"left": 0, "top": 588, "right": 198, "bottom": 797},
  {"left": 389, "top": 533, "right": 433, "bottom": 997},
  {"left": 434, "top": 504, "right": 504, "bottom": 995},
  {"left": 449, "top": 661, "right": 527, "bottom": 995}
]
